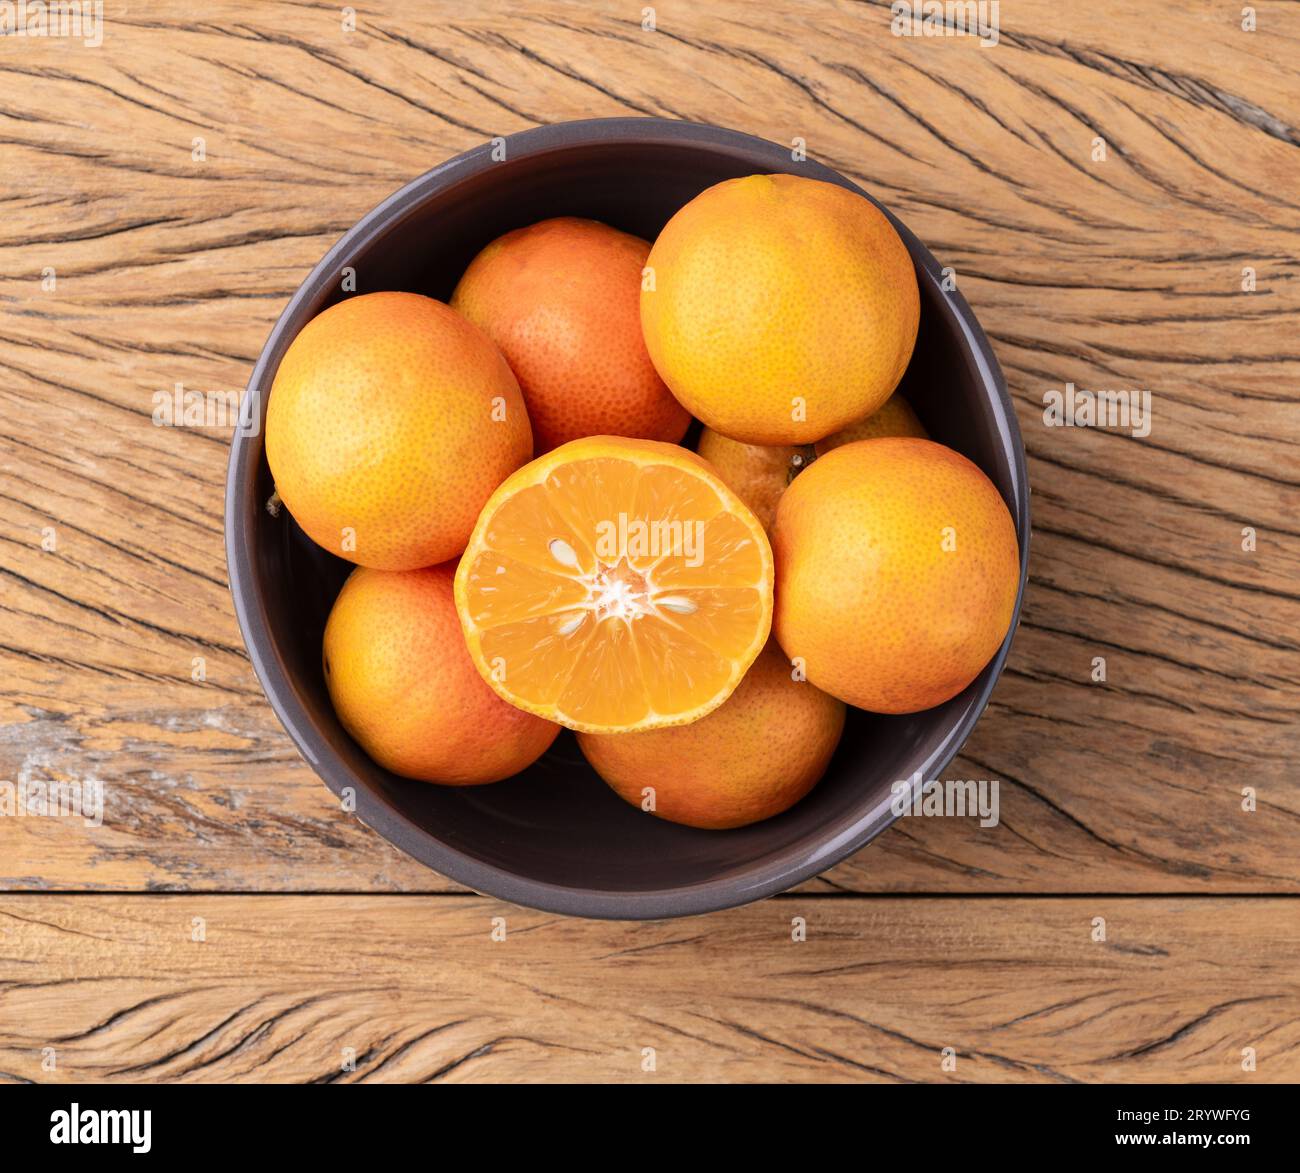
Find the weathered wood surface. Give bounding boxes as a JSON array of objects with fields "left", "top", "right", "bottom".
[
  {"left": 2, "top": 895, "right": 1297, "bottom": 1083},
  {"left": 1, "top": 0, "right": 1296, "bottom": 894}
]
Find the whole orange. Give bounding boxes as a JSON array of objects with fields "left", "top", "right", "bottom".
[
  {"left": 266, "top": 291, "right": 532, "bottom": 570},
  {"left": 451, "top": 217, "right": 690, "bottom": 453},
  {"left": 815, "top": 393, "right": 927, "bottom": 454},
  {"left": 696, "top": 428, "right": 810, "bottom": 533},
  {"left": 577, "top": 641, "right": 844, "bottom": 829},
  {"left": 699, "top": 392, "right": 926, "bottom": 531},
  {"left": 323, "top": 564, "right": 559, "bottom": 784},
  {"left": 773, "top": 438, "right": 1019, "bottom": 714},
  {"left": 640, "top": 174, "right": 919, "bottom": 445}
]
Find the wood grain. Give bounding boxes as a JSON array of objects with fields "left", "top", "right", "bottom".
[
  {"left": 0, "top": 0, "right": 1297, "bottom": 898},
  {"left": 2, "top": 894, "right": 1297, "bottom": 1083}
]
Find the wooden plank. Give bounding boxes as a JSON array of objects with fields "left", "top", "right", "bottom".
[
  {"left": 1, "top": 894, "right": 1297, "bottom": 1083},
  {"left": 1, "top": 1, "right": 1297, "bottom": 892}
]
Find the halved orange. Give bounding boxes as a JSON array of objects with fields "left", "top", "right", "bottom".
[{"left": 454, "top": 436, "right": 774, "bottom": 733}]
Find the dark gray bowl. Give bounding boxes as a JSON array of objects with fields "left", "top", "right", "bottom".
[{"left": 225, "top": 118, "right": 1029, "bottom": 920}]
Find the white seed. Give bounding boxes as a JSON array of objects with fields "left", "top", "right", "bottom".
[
  {"left": 656, "top": 595, "right": 698, "bottom": 615},
  {"left": 556, "top": 613, "right": 586, "bottom": 636},
  {"left": 548, "top": 538, "right": 580, "bottom": 568}
]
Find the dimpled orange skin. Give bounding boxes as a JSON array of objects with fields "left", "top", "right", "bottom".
[
  {"left": 323, "top": 564, "right": 559, "bottom": 784},
  {"left": 814, "top": 393, "right": 928, "bottom": 454},
  {"left": 451, "top": 218, "right": 690, "bottom": 453},
  {"left": 640, "top": 174, "right": 920, "bottom": 445},
  {"left": 696, "top": 427, "right": 809, "bottom": 534},
  {"left": 265, "top": 292, "right": 532, "bottom": 570},
  {"left": 577, "top": 642, "right": 845, "bottom": 830},
  {"left": 773, "top": 438, "right": 1020, "bottom": 714}
]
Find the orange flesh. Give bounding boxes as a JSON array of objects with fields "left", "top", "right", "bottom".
[{"left": 457, "top": 447, "right": 772, "bottom": 732}]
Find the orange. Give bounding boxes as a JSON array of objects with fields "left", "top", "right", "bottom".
[
  {"left": 577, "top": 641, "right": 844, "bottom": 829},
  {"left": 266, "top": 291, "right": 532, "bottom": 570},
  {"left": 814, "top": 393, "right": 928, "bottom": 454},
  {"left": 699, "top": 392, "right": 926, "bottom": 531},
  {"left": 772, "top": 438, "right": 1019, "bottom": 714},
  {"left": 451, "top": 217, "right": 690, "bottom": 453},
  {"left": 323, "top": 564, "right": 558, "bottom": 784},
  {"left": 640, "top": 173, "right": 919, "bottom": 445},
  {"left": 695, "top": 428, "right": 810, "bottom": 533},
  {"left": 454, "top": 435, "right": 773, "bottom": 733}
]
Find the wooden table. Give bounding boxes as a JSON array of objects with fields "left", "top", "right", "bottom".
[{"left": 2, "top": 1, "right": 1298, "bottom": 1083}]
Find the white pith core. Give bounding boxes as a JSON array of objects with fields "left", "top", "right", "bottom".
[{"left": 548, "top": 539, "right": 698, "bottom": 633}]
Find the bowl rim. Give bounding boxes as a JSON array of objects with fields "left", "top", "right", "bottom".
[{"left": 225, "top": 116, "right": 1031, "bottom": 920}]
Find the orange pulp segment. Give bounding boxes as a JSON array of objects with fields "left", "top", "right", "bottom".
[{"left": 454, "top": 436, "right": 774, "bottom": 733}]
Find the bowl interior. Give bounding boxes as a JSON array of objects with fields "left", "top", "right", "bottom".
[{"left": 234, "top": 123, "right": 1026, "bottom": 914}]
